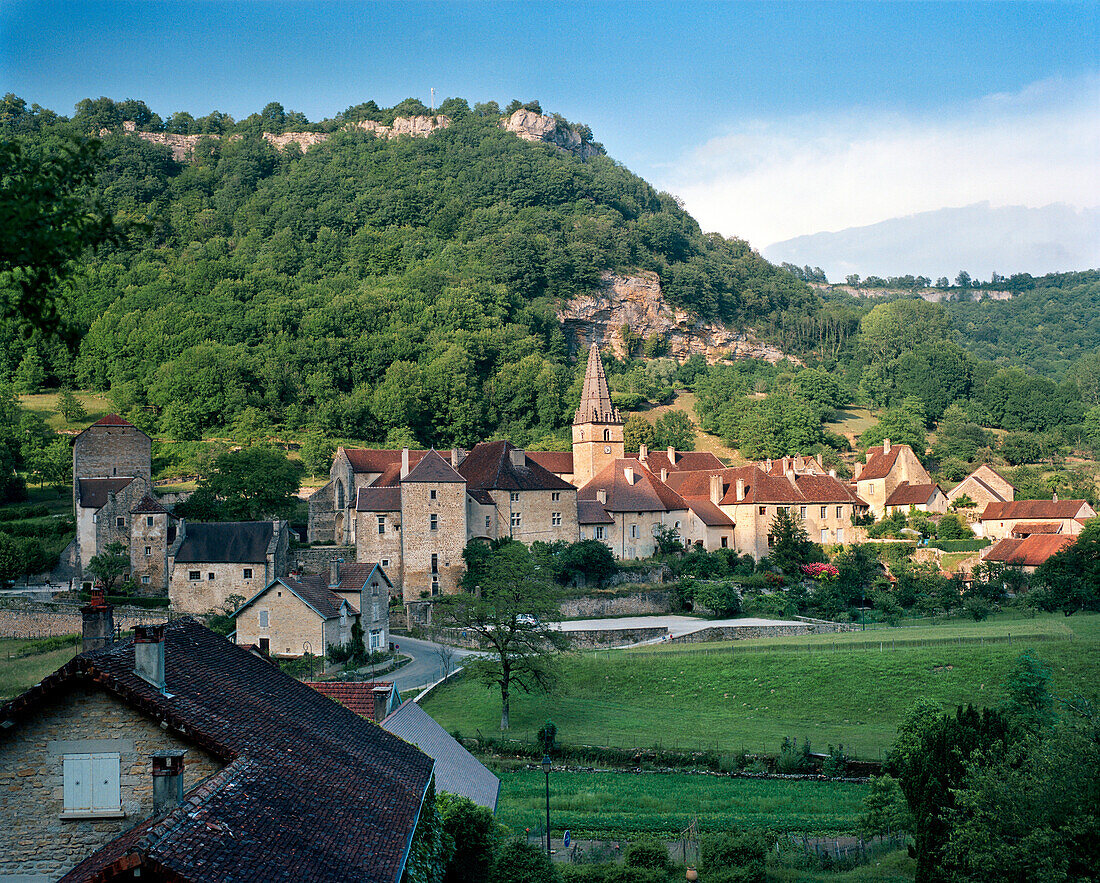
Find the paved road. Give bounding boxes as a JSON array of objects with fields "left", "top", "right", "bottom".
[{"left": 388, "top": 635, "right": 480, "bottom": 695}]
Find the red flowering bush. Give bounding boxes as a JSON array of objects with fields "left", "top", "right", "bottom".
[{"left": 800, "top": 562, "right": 839, "bottom": 581}]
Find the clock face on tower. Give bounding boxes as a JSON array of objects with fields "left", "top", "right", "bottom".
[{"left": 604, "top": 446, "right": 611, "bottom": 453}]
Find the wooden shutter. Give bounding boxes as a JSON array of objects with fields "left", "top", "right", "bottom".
[
  {"left": 63, "top": 754, "right": 93, "bottom": 811},
  {"left": 91, "top": 753, "right": 121, "bottom": 811},
  {"left": 64, "top": 753, "right": 119, "bottom": 812}
]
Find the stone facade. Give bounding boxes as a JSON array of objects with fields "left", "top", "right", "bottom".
[
  {"left": 355, "top": 511, "right": 406, "bottom": 594},
  {"left": 0, "top": 687, "right": 221, "bottom": 882},
  {"left": 855, "top": 441, "right": 932, "bottom": 519},
  {"left": 401, "top": 476, "right": 466, "bottom": 602},
  {"left": 234, "top": 582, "right": 354, "bottom": 659},
  {"left": 72, "top": 421, "right": 151, "bottom": 504},
  {"left": 485, "top": 487, "right": 580, "bottom": 546}
]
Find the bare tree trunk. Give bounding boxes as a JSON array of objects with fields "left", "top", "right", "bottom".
[{"left": 500, "top": 665, "right": 510, "bottom": 730}]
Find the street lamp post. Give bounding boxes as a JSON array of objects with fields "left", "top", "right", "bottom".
[{"left": 541, "top": 754, "right": 552, "bottom": 859}]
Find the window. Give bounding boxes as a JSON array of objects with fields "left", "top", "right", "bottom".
[
  {"left": 141, "top": 575, "right": 150, "bottom": 585},
  {"left": 116, "top": 517, "right": 125, "bottom": 529},
  {"left": 340, "top": 606, "right": 347, "bottom": 625},
  {"left": 144, "top": 546, "right": 151, "bottom": 556},
  {"left": 430, "top": 514, "right": 438, "bottom": 531},
  {"left": 377, "top": 515, "right": 385, "bottom": 535},
  {"left": 188, "top": 570, "right": 200, "bottom": 581},
  {"left": 430, "top": 489, "right": 437, "bottom": 500},
  {"left": 62, "top": 753, "right": 121, "bottom": 818},
  {"left": 370, "top": 629, "right": 383, "bottom": 651},
  {"left": 381, "top": 558, "right": 389, "bottom": 567},
  {"left": 552, "top": 492, "right": 561, "bottom": 502},
  {"left": 259, "top": 610, "right": 269, "bottom": 628},
  {"left": 485, "top": 515, "right": 491, "bottom": 531},
  {"left": 603, "top": 429, "right": 610, "bottom": 441},
  {"left": 552, "top": 512, "right": 562, "bottom": 526},
  {"left": 595, "top": 525, "right": 605, "bottom": 540},
  {"left": 243, "top": 568, "right": 253, "bottom": 579},
  {"left": 207, "top": 572, "right": 215, "bottom": 581},
  {"left": 721, "top": 536, "right": 728, "bottom": 548},
  {"left": 511, "top": 511, "right": 521, "bottom": 529},
  {"left": 800, "top": 506, "right": 807, "bottom": 519},
  {"left": 510, "top": 492, "right": 520, "bottom": 502},
  {"left": 630, "top": 524, "right": 639, "bottom": 539},
  {"left": 431, "top": 554, "right": 438, "bottom": 574},
  {"left": 821, "top": 529, "right": 829, "bottom": 543},
  {"left": 431, "top": 575, "right": 440, "bottom": 596},
  {"left": 837, "top": 506, "right": 843, "bottom": 519},
  {"left": 777, "top": 507, "right": 788, "bottom": 515},
  {"left": 259, "top": 637, "right": 269, "bottom": 653},
  {"left": 837, "top": 528, "right": 845, "bottom": 543},
  {"left": 820, "top": 506, "right": 827, "bottom": 519},
  {"left": 759, "top": 506, "right": 767, "bottom": 516},
  {"left": 768, "top": 535, "right": 774, "bottom": 548},
  {"left": 146, "top": 516, "right": 154, "bottom": 527}
]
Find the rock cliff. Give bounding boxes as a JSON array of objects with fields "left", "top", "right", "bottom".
[
  {"left": 810, "top": 282, "right": 1011, "bottom": 302},
  {"left": 559, "top": 271, "right": 795, "bottom": 364},
  {"left": 500, "top": 109, "right": 602, "bottom": 159}
]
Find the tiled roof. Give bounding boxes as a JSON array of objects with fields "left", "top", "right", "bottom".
[
  {"left": 383, "top": 699, "right": 501, "bottom": 811},
  {"left": 343, "top": 448, "right": 426, "bottom": 473},
  {"left": 77, "top": 477, "right": 135, "bottom": 509},
  {"left": 665, "top": 466, "right": 867, "bottom": 508},
  {"left": 639, "top": 450, "right": 725, "bottom": 474},
  {"left": 401, "top": 450, "right": 465, "bottom": 484},
  {"left": 173, "top": 521, "right": 274, "bottom": 564},
  {"left": 578, "top": 459, "right": 688, "bottom": 513},
  {"left": 308, "top": 681, "right": 397, "bottom": 721},
  {"left": 467, "top": 488, "right": 494, "bottom": 506},
  {"left": 1011, "top": 522, "right": 1064, "bottom": 536},
  {"left": 130, "top": 494, "right": 168, "bottom": 515},
  {"left": 458, "top": 440, "right": 575, "bottom": 492},
  {"left": 577, "top": 500, "right": 615, "bottom": 524},
  {"left": 886, "top": 482, "right": 942, "bottom": 506},
  {"left": 985, "top": 534, "right": 1075, "bottom": 567},
  {"left": 234, "top": 576, "right": 355, "bottom": 621},
  {"left": 793, "top": 473, "right": 866, "bottom": 504},
  {"left": 573, "top": 343, "right": 620, "bottom": 425},
  {"left": 858, "top": 444, "right": 905, "bottom": 481},
  {"left": 356, "top": 486, "right": 402, "bottom": 511},
  {"left": 1, "top": 619, "right": 434, "bottom": 883},
  {"left": 982, "top": 500, "right": 1093, "bottom": 521},
  {"left": 331, "top": 563, "right": 392, "bottom": 592},
  {"left": 526, "top": 451, "right": 574, "bottom": 474},
  {"left": 684, "top": 498, "right": 735, "bottom": 528},
  {"left": 92, "top": 414, "right": 134, "bottom": 427}
]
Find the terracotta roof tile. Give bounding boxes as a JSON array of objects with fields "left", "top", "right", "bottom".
[
  {"left": 578, "top": 459, "right": 688, "bottom": 513},
  {"left": 986, "top": 534, "right": 1075, "bottom": 567},
  {"left": 527, "top": 451, "right": 574, "bottom": 474},
  {"left": 982, "top": 500, "right": 1094, "bottom": 521},
  {"left": 684, "top": 498, "right": 735, "bottom": 528},
  {"left": 1011, "top": 522, "right": 1064, "bottom": 536},
  {"left": 458, "top": 440, "right": 575, "bottom": 492},
  {"left": 886, "top": 482, "right": 942, "bottom": 506},
  {"left": 577, "top": 500, "right": 614, "bottom": 524},
  {"left": 858, "top": 444, "right": 904, "bottom": 481},
  {"left": 92, "top": 414, "right": 134, "bottom": 427},
  {"left": 77, "top": 477, "right": 135, "bottom": 509},
  {"left": 639, "top": 450, "right": 725, "bottom": 474},
  {"left": 343, "top": 448, "right": 427, "bottom": 473},
  {"left": 401, "top": 450, "right": 465, "bottom": 484},
  {"left": 307, "top": 681, "right": 396, "bottom": 721},
  {"left": 3, "top": 619, "right": 434, "bottom": 883}
]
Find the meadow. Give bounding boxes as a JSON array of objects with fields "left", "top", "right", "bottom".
[
  {"left": 0, "top": 637, "right": 81, "bottom": 700},
  {"left": 422, "top": 613, "right": 1099, "bottom": 758}
]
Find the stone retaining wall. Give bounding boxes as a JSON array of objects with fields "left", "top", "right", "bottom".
[
  {"left": 564, "top": 627, "right": 667, "bottom": 648},
  {"left": 559, "top": 590, "right": 671, "bottom": 618},
  {"left": 0, "top": 602, "right": 166, "bottom": 640},
  {"left": 669, "top": 622, "right": 851, "bottom": 643}
]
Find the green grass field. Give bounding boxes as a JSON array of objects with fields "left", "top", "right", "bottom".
[
  {"left": 422, "top": 614, "right": 1099, "bottom": 758},
  {"left": 496, "top": 767, "right": 869, "bottom": 838},
  {"left": 18, "top": 391, "right": 114, "bottom": 432},
  {"left": 0, "top": 637, "right": 80, "bottom": 700}
]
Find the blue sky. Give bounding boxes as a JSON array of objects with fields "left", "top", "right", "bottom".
[{"left": 3, "top": 1, "right": 1098, "bottom": 249}]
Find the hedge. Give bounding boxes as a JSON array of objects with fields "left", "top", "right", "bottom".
[{"left": 926, "top": 539, "right": 989, "bottom": 552}]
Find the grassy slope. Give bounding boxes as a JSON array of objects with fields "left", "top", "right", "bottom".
[
  {"left": 19, "top": 391, "right": 113, "bottom": 432},
  {"left": 422, "top": 613, "right": 1099, "bottom": 758},
  {"left": 0, "top": 638, "right": 81, "bottom": 700},
  {"left": 497, "top": 767, "right": 868, "bottom": 838},
  {"left": 634, "top": 391, "right": 746, "bottom": 463}
]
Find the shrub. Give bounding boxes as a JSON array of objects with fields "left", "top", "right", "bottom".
[
  {"left": 439, "top": 792, "right": 499, "bottom": 883},
  {"left": 490, "top": 841, "right": 560, "bottom": 883},
  {"left": 624, "top": 836, "right": 669, "bottom": 871},
  {"left": 821, "top": 743, "right": 848, "bottom": 778},
  {"left": 694, "top": 581, "right": 742, "bottom": 618},
  {"left": 776, "top": 736, "right": 812, "bottom": 773},
  {"left": 700, "top": 832, "right": 766, "bottom": 883}
]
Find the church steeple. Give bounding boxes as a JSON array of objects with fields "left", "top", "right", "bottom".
[
  {"left": 574, "top": 343, "right": 620, "bottom": 425},
  {"left": 571, "top": 343, "right": 624, "bottom": 487}
]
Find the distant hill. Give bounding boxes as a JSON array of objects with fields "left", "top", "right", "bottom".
[{"left": 764, "top": 202, "right": 1100, "bottom": 282}]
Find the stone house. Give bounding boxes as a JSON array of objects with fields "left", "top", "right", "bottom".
[
  {"left": 977, "top": 498, "right": 1096, "bottom": 541},
  {"left": 167, "top": 519, "right": 289, "bottom": 614},
  {"left": 947, "top": 464, "right": 1015, "bottom": 509},
  {"left": 0, "top": 615, "right": 433, "bottom": 883},
  {"left": 884, "top": 482, "right": 949, "bottom": 517},
  {"left": 854, "top": 439, "right": 932, "bottom": 519}
]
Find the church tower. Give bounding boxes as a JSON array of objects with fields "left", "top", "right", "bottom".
[{"left": 572, "top": 343, "right": 623, "bottom": 487}]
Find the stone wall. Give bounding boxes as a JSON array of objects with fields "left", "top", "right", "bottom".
[
  {"left": 564, "top": 627, "right": 668, "bottom": 649},
  {"left": 169, "top": 561, "right": 268, "bottom": 614},
  {"left": 0, "top": 687, "right": 222, "bottom": 881},
  {"left": 127, "top": 509, "right": 169, "bottom": 594},
  {"left": 233, "top": 586, "right": 344, "bottom": 659},
  {"left": 0, "top": 602, "right": 166, "bottom": 640},
  {"left": 559, "top": 590, "right": 671, "bottom": 618},
  {"left": 668, "top": 622, "right": 852, "bottom": 644},
  {"left": 489, "top": 486, "right": 580, "bottom": 547},
  {"left": 401, "top": 480, "right": 466, "bottom": 603},
  {"left": 290, "top": 545, "right": 356, "bottom": 575},
  {"left": 307, "top": 481, "right": 336, "bottom": 544}
]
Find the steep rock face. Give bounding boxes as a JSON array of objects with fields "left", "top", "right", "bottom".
[
  {"left": 116, "top": 115, "right": 451, "bottom": 161},
  {"left": 559, "top": 271, "right": 795, "bottom": 364},
  {"left": 501, "top": 109, "right": 601, "bottom": 159},
  {"left": 810, "top": 282, "right": 1011, "bottom": 302}
]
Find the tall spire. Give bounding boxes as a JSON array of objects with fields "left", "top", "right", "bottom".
[{"left": 573, "top": 343, "right": 620, "bottom": 425}]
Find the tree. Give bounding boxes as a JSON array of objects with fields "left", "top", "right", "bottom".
[
  {"left": 1001, "top": 649, "right": 1055, "bottom": 732},
  {"left": 1033, "top": 519, "right": 1100, "bottom": 615},
  {"left": 178, "top": 445, "right": 303, "bottom": 521},
  {"left": 438, "top": 793, "right": 499, "bottom": 883},
  {"left": 860, "top": 775, "right": 911, "bottom": 837},
  {"left": 13, "top": 349, "right": 45, "bottom": 393},
  {"left": 57, "top": 389, "right": 86, "bottom": 422},
  {"left": 439, "top": 541, "right": 570, "bottom": 730},
  {"left": 0, "top": 135, "right": 119, "bottom": 332},
  {"left": 623, "top": 412, "right": 655, "bottom": 452},
  {"left": 554, "top": 539, "right": 616, "bottom": 587},
  {"left": 859, "top": 398, "right": 928, "bottom": 454},
  {"left": 767, "top": 509, "right": 816, "bottom": 574},
  {"left": 489, "top": 841, "right": 558, "bottom": 883},
  {"left": 652, "top": 409, "right": 696, "bottom": 450},
  {"left": 87, "top": 541, "right": 130, "bottom": 592},
  {"left": 300, "top": 431, "right": 335, "bottom": 477}
]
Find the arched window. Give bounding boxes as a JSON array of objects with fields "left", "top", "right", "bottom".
[
  {"left": 603, "top": 429, "right": 610, "bottom": 441},
  {"left": 335, "top": 480, "right": 345, "bottom": 510},
  {"left": 579, "top": 430, "right": 584, "bottom": 440}
]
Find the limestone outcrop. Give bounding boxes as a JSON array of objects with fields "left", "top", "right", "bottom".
[
  {"left": 559, "top": 271, "right": 795, "bottom": 365},
  {"left": 501, "top": 109, "right": 602, "bottom": 159},
  {"left": 351, "top": 114, "right": 449, "bottom": 139}
]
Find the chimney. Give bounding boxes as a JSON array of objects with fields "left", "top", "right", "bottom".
[
  {"left": 883, "top": 438, "right": 891, "bottom": 455},
  {"left": 660, "top": 468, "right": 668, "bottom": 482},
  {"left": 828, "top": 469, "right": 837, "bottom": 478},
  {"left": 81, "top": 587, "right": 115, "bottom": 653},
  {"left": 639, "top": 444, "right": 648, "bottom": 462},
  {"left": 766, "top": 458, "right": 773, "bottom": 473},
  {"left": 816, "top": 452, "right": 824, "bottom": 469},
  {"left": 372, "top": 686, "right": 390, "bottom": 722},
  {"left": 152, "top": 750, "right": 186, "bottom": 815},
  {"left": 709, "top": 474, "right": 722, "bottom": 505},
  {"left": 865, "top": 449, "right": 873, "bottom": 463},
  {"left": 1053, "top": 491, "right": 1059, "bottom": 503},
  {"left": 782, "top": 458, "right": 790, "bottom": 476},
  {"left": 735, "top": 478, "right": 745, "bottom": 502},
  {"left": 450, "top": 448, "right": 465, "bottom": 468},
  {"left": 134, "top": 624, "right": 166, "bottom": 691},
  {"left": 794, "top": 454, "right": 804, "bottom": 472},
  {"left": 854, "top": 462, "right": 863, "bottom": 479},
  {"left": 510, "top": 448, "right": 526, "bottom": 468},
  {"left": 596, "top": 489, "right": 607, "bottom": 504},
  {"left": 400, "top": 448, "right": 410, "bottom": 478},
  {"left": 624, "top": 466, "right": 635, "bottom": 485},
  {"left": 786, "top": 469, "right": 798, "bottom": 488},
  {"left": 667, "top": 446, "right": 677, "bottom": 466},
  {"left": 330, "top": 557, "right": 343, "bottom": 587}
]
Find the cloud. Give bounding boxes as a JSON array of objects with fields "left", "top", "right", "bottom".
[{"left": 663, "top": 72, "right": 1100, "bottom": 248}]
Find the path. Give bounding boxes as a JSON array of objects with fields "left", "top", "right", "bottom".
[{"left": 388, "top": 634, "right": 480, "bottom": 694}]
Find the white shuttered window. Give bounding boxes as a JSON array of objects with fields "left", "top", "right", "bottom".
[{"left": 63, "top": 753, "right": 121, "bottom": 815}]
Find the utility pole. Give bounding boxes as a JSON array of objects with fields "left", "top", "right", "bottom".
[{"left": 430, "top": 88, "right": 435, "bottom": 113}]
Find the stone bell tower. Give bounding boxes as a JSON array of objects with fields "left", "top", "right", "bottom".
[{"left": 571, "top": 343, "right": 623, "bottom": 487}]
